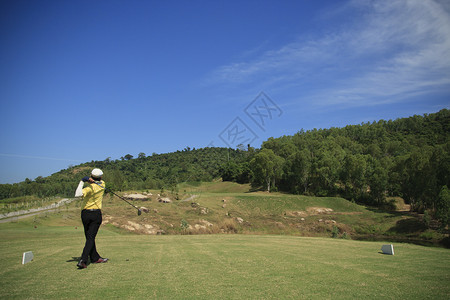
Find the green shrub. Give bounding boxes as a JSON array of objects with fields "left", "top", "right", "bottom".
[{"left": 331, "top": 225, "right": 339, "bottom": 238}]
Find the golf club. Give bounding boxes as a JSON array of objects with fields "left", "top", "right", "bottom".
[{"left": 92, "top": 181, "right": 142, "bottom": 216}]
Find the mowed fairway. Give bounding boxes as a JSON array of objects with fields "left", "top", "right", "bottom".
[{"left": 0, "top": 222, "right": 449, "bottom": 299}]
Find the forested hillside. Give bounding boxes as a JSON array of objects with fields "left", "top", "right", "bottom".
[
  {"left": 0, "top": 147, "right": 247, "bottom": 199},
  {"left": 222, "top": 109, "right": 450, "bottom": 226},
  {"left": 1, "top": 109, "right": 449, "bottom": 226}
]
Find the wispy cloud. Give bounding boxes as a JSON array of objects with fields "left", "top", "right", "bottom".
[{"left": 207, "top": 0, "right": 450, "bottom": 107}]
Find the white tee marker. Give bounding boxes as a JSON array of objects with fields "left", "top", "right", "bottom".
[
  {"left": 22, "top": 251, "right": 34, "bottom": 264},
  {"left": 381, "top": 244, "right": 395, "bottom": 255}
]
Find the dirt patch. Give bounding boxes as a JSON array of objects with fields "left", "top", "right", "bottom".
[{"left": 286, "top": 207, "right": 333, "bottom": 217}]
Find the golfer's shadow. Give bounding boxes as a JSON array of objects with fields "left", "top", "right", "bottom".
[{"left": 66, "top": 256, "right": 81, "bottom": 262}]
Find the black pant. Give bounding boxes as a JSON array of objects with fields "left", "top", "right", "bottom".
[{"left": 81, "top": 210, "right": 102, "bottom": 263}]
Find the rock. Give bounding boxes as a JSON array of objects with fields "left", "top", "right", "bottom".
[
  {"left": 140, "top": 207, "right": 149, "bottom": 213},
  {"left": 222, "top": 199, "right": 226, "bottom": 203},
  {"left": 158, "top": 197, "right": 172, "bottom": 203},
  {"left": 191, "top": 202, "right": 199, "bottom": 208},
  {"left": 318, "top": 219, "right": 323, "bottom": 222},
  {"left": 236, "top": 217, "right": 244, "bottom": 224},
  {"left": 153, "top": 208, "right": 159, "bottom": 213},
  {"left": 127, "top": 221, "right": 143, "bottom": 230},
  {"left": 222, "top": 204, "right": 226, "bottom": 208},
  {"left": 200, "top": 208, "right": 208, "bottom": 214},
  {"left": 325, "top": 220, "right": 336, "bottom": 224},
  {"left": 126, "top": 193, "right": 150, "bottom": 200},
  {"left": 286, "top": 211, "right": 308, "bottom": 217},
  {"left": 200, "top": 219, "right": 213, "bottom": 227},
  {"left": 300, "top": 218, "right": 305, "bottom": 221},
  {"left": 275, "top": 222, "right": 285, "bottom": 228},
  {"left": 307, "top": 207, "right": 334, "bottom": 214},
  {"left": 123, "top": 225, "right": 135, "bottom": 231}
]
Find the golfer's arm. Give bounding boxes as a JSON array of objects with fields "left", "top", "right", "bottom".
[{"left": 75, "top": 181, "right": 84, "bottom": 197}]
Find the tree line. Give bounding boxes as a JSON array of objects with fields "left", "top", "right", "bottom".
[
  {"left": 0, "top": 147, "right": 246, "bottom": 199},
  {"left": 221, "top": 109, "right": 449, "bottom": 227}
]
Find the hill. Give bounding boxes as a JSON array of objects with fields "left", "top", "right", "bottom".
[
  {"left": 1, "top": 109, "right": 449, "bottom": 230},
  {"left": 5, "top": 181, "right": 445, "bottom": 247}
]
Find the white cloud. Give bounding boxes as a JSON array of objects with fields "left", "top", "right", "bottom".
[{"left": 207, "top": 0, "right": 450, "bottom": 107}]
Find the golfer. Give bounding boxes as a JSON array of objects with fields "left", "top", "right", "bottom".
[{"left": 74, "top": 168, "right": 108, "bottom": 269}]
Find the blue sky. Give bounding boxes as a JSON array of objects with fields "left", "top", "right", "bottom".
[{"left": 1, "top": 0, "right": 449, "bottom": 183}]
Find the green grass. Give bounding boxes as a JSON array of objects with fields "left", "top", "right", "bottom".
[{"left": 0, "top": 220, "right": 449, "bottom": 299}]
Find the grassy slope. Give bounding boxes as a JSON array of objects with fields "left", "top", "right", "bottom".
[
  {"left": 0, "top": 219, "right": 449, "bottom": 299},
  {"left": 136, "top": 182, "right": 444, "bottom": 245},
  {"left": 1, "top": 181, "right": 446, "bottom": 245}
]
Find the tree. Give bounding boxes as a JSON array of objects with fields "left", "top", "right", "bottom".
[
  {"left": 286, "top": 149, "right": 311, "bottom": 194},
  {"left": 250, "top": 149, "right": 284, "bottom": 192},
  {"left": 341, "top": 154, "right": 368, "bottom": 200},
  {"left": 124, "top": 154, "right": 133, "bottom": 160},
  {"left": 436, "top": 186, "right": 450, "bottom": 229}
]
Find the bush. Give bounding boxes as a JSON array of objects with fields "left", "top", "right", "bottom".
[
  {"left": 331, "top": 225, "right": 339, "bottom": 238},
  {"left": 423, "top": 210, "right": 432, "bottom": 228}
]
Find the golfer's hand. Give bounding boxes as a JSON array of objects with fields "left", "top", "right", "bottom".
[{"left": 88, "top": 178, "right": 95, "bottom": 183}]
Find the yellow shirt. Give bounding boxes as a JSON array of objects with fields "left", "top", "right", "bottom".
[{"left": 82, "top": 180, "right": 105, "bottom": 210}]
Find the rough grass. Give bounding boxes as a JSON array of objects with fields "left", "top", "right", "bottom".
[{"left": 0, "top": 221, "right": 449, "bottom": 299}]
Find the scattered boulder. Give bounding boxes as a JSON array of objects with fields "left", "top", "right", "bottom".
[
  {"left": 153, "top": 208, "right": 158, "bottom": 213},
  {"left": 275, "top": 222, "right": 285, "bottom": 228},
  {"left": 222, "top": 199, "right": 226, "bottom": 203},
  {"left": 200, "top": 207, "right": 208, "bottom": 215},
  {"left": 308, "top": 207, "right": 333, "bottom": 214},
  {"left": 236, "top": 217, "right": 244, "bottom": 224},
  {"left": 158, "top": 197, "right": 172, "bottom": 203},
  {"left": 191, "top": 202, "right": 199, "bottom": 208},
  {"left": 325, "top": 220, "right": 336, "bottom": 224},
  {"left": 286, "top": 211, "right": 308, "bottom": 217},
  {"left": 222, "top": 204, "right": 226, "bottom": 208},
  {"left": 286, "top": 207, "right": 334, "bottom": 217},
  {"left": 194, "top": 224, "right": 207, "bottom": 230},
  {"left": 127, "top": 221, "right": 143, "bottom": 230},
  {"left": 125, "top": 193, "right": 150, "bottom": 201},
  {"left": 200, "top": 219, "right": 213, "bottom": 227},
  {"left": 140, "top": 207, "right": 149, "bottom": 213}
]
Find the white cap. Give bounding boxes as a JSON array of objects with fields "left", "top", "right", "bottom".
[{"left": 91, "top": 168, "right": 103, "bottom": 178}]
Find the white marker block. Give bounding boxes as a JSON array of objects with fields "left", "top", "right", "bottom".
[
  {"left": 22, "top": 251, "right": 34, "bottom": 264},
  {"left": 381, "top": 244, "right": 394, "bottom": 255}
]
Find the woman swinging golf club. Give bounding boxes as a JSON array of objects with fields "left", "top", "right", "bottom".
[{"left": 74, "top": 168, "right": 109, "bottom": 269}]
